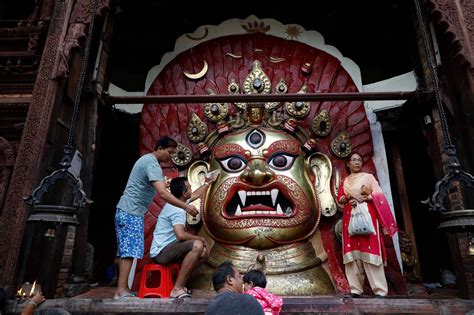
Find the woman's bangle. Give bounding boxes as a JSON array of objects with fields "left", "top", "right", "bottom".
[
  {"left": 28, "top": 301, "right": 38, "bottom": 308},
  {"left": 204, "top": 182, "right": 210, "bottom": 186}
]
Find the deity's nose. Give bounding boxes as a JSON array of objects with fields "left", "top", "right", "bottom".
[{"left": 240, "top": 158, "right": 275, "bottom": 186}]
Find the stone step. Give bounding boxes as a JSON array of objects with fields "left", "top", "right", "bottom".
[{"left": 5, "top": 296, "right": 474, "bottom": 315}]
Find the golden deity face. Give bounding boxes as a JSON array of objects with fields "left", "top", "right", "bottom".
[{"left": 203, "top": 127, "right": 320, "bottom": 249}]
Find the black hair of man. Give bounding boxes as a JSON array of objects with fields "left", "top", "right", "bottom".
[
  {"left": 154, "top": 136, "right": 178, "bottom": 151},
  {"left": 169, "top": 177, "right": 188, "bottom": 199},
  {"left": 243, "top": 270, "right": 267, "bottom": 288},
  {"left": 212, "top": 261, "right": 236, "bottom": 291}
]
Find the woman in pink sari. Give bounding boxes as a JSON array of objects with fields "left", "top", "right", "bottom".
[{"left": 337, "top": 153, "right": 398, "bottom": 297}]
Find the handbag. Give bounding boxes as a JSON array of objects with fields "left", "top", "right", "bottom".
[{"left": 348, "top": 202, "right": 376, "bottom": 236}]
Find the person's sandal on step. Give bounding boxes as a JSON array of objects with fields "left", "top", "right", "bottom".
[{"left": 170, "top": 288, "right": 192, "bottom": 299}]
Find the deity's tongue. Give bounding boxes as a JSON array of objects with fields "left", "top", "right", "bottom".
[{"left": 242, "top": 204, "right": 274, "bottom": 211}]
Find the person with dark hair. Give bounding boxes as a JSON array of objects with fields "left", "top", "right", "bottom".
[
  {"left": 150, "top": 175, "right": 218, "bottom": 299},
  {"left": 243, "top": 270, "right": 267, "bottom": 288},
  {"left": 337, "top": 152, "right": 398, "bottom": 298},
  {"left": 243, "top": 270, "right": 283, "bottom": 315},
  {"left": 205, "top": 262, "right": 264, "bottom": 315},
  {"left": 114, "top": 136, "right": 199, "bottom": 299}
]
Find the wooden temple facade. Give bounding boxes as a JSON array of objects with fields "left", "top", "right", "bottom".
[{"left": 0, "top": 0, "right": 474, "bottom": 312}]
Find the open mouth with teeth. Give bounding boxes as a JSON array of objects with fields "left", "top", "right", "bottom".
[{"left": 223, "top": 186, "right": 294, "bottom": 218}]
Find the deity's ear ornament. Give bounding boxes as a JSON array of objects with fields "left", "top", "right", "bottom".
[
  {"left": 186, "top": 160, "right": 212, "bottom": 225},
  {"left": 307, "top": 152, "right": 337, "bottom": 217}
]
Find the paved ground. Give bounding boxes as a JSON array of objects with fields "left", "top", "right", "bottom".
[{"left": 6, "top": 294, "right": 474, "bottom": 315}]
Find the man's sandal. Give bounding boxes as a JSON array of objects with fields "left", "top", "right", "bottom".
[
  {"left": 114, "top": 292, "right": 137, "bottom": 299},
  {"left": 172, "top": 292, "right": 192, "bottom": 299}
]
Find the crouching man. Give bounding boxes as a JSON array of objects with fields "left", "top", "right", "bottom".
[{"left": 150, "top": 176, "right": 214, "bottom": 299}]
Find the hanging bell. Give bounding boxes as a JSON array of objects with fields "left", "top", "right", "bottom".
[{"left": 438, "top": 210, "right": 474, "bottom": 231}]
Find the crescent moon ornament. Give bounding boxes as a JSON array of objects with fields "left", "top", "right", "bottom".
[
  {"left": 225, "top": 53, "right": 242, "bottom": 59},
  {"left": 185, "top": 27, "right": 209, "bottom": 40},
  {"left": 183, "top": 61, "right": 208, "bottom": 80}
]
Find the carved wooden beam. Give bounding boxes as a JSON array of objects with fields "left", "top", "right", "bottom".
[
  {"left": 70, "top": 0, "right": 111, "bottom": 24},
  {"left": 424, "top": 0, "right": 474, "bottom": 67},
  {"left": 54, "top": 0, "right": 111, "bottom": 78}
]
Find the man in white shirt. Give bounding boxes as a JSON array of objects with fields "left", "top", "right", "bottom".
[{"left": 150, "top": 176, "right": 215, "bottom": 299}]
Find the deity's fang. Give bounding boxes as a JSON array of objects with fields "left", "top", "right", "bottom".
[
  {"left": 238, "top": 191, "right": 246, "bottom": 206},
  {"left": 271, "top": 189, "right": 278, "bottom": 206},
  {"left": 235, "top": 204, "right": 242, "bottom": 216},
  {"left": 276, "top": 204, "right": 283, "bottom": 215}
]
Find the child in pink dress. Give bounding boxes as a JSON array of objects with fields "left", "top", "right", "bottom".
[{"left": 243, "top": 270, "right": 283, "bottom": 315}]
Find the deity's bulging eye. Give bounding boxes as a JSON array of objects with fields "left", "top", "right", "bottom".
[
  {"left": 268, "top": 154, "right": 296, "bottom": 170},
  {"left": 219, "top": 156, "right": 247, "bottom": 172}
]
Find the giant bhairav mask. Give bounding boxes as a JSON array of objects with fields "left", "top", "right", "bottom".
[
  {"left": 181, "top": 61, "right": 339, "bottom": 294},
  {"left": 140, "top": 31, "right": 380, "bottom": 295}
]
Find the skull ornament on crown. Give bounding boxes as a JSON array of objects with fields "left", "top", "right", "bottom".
[{"left": 140, "top": 33, "right": 378, "bottom": 295}]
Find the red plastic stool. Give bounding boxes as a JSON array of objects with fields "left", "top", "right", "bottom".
[{"left": 138, "top": 263, "right": 181, "bottom": 298}]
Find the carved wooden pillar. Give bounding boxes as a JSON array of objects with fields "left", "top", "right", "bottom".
[
  {"left": 0, "top": 0, "right": 75, "bottom": 290},
  {"left": 56, "top": 0, "right": 111, "bottom": 279},
  {"left": 71, "top": 9, "right": 114, "bottom": 278},
  {"left": 390, "top": 143, "right": 422, "bottom": 282},
  {"left": 0, "top": 0, "right": 111, "bottom": 292}
]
